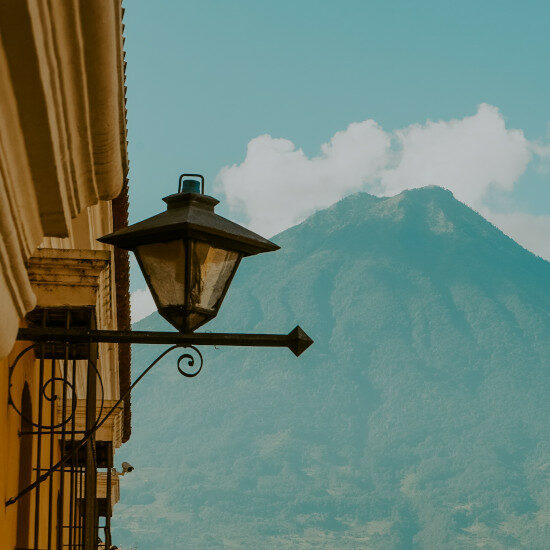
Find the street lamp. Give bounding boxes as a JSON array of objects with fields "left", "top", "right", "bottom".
[
  {"left": 98, "top": 174, "right": 279, "bottom": 332},
  {"left": 9, "top": 173, "right": 313, "bottom": 509}
]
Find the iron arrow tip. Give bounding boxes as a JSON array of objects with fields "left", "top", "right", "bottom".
[{"left": 288, "top": 326, "right": 314, "bottom": 357}]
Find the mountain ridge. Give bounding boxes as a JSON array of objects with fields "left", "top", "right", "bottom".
[{"left": 116, "top": 186, "right": 550, "bottom": 549}]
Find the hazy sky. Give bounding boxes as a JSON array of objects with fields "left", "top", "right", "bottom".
[{"left": 123, "top": 0, "right": 550, "bottom": 320}]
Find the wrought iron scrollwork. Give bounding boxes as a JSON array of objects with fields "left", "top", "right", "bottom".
[
  {"left": 176, "top": 345, "right": 204, "bottom": 378},
  {"left": 7, "top": 342, "right": 105, "bottom": 431},
  {"left": 6, "top": 342, "right": 205, "bottom": 508}
]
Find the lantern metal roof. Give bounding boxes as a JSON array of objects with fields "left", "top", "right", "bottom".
[{"left": 98, "top": 188, "right": 279, "bottom": 256}]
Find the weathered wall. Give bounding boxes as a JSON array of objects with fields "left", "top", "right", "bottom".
[
  {"left": 0, "top": 0, "right": 127, "bottom": 357},
  {"left": 0, "top": 1, "right": 129, "bottom": 547},
  {"left": 0, "top": 340, "right": 65, "bottom": 549}
]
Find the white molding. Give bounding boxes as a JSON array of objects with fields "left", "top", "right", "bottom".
[
  {"left": 56, "top": 398, "right": 124, "bottom": 449},
  {"left": 97, "top": 471, "right": 120, "bottom": 506},
  {"left": 27, "top": 247, "right": 119, "bottom": 401},
  {"left": 0, "top": 0, "right": 126, "bottom": 237},
  {"left": 27, "top": 248, "right": 110, "bottom": 308},
  {"left": 0, "top": 36, "right": 44, "bottom": 258},
  {"left": 0, "top": 2, "right": 126, "bottom": 377},
  {"left": 76, "top": 471, "right": 120, "bottom": 507},
  {"left": 77, "top": 0, "right": 125, "bottom": 201},
  {"left": 0, "top": 183, "right": 36, "bottom": 318},
  {"left": 0, "top": 34, "right": 42, "bottom": 357}
]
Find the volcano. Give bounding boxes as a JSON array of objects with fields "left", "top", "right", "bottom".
[{"left": 113, "top": 187, "right": 550, "bottom": 549}]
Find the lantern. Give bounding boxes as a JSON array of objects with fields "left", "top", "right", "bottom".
[{"left": 99, "top": 175, "right": 279, "bottom": 332}]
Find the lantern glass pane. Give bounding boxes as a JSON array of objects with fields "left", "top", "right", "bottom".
[
  {"left": 189, "top": 242, "right": 240, "bottom": 311},
  {"left": 135, "top": 240, "right": 186, "bottom": 307}
]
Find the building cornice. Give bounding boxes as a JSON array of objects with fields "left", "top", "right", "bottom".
[
  {"left": 0, "top": 0, "right": 127, "bottom": 238},
  {"left": 27, "top": 248, "right": 110, "bottom": 309},
  {"left": 0, "top": 1, "right": 129, "bottom": 359},
  {"left": 57, "top": 399, "right": 124, "bottom": 450}
]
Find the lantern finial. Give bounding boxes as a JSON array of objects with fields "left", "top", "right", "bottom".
[{"left": 178, "top": 173, "right": 204, "bottom": 194}]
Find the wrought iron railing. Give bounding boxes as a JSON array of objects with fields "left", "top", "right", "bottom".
[
  {"left": 8, "top": 306, "right": 313, "bottom": 549},
  {"left": 9, "top": 308, "right": 110, "bottom": 550}
]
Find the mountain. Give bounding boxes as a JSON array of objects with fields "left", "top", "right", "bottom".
[{"left": 112, "top": 187, "right": 550, "bottom": 549}]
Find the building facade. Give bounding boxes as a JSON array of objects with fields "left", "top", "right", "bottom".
[{"left": 0, "top": 2, "right": 130, "bottom": 549}]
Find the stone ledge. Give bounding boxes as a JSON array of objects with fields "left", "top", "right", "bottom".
[
  {"left": 27, "top": 248, "right": 110, "bottom": 308},
  {"left": 56, "top": 398, "right": 124, "bottom": 449},
  {"left": 76, "top": 472, "right": 120, "bottom": 508}
]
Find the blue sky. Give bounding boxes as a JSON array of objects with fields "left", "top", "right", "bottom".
[{"left": 123, "top": 0, "right": 550, "bottom": 316}]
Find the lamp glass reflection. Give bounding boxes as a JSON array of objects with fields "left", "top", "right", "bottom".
[{"left": 135, "top": 239, "right": 240, "bottom": 331}]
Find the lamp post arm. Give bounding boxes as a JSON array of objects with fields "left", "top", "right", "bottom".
[
  {"left": 16, "top": 326, "right": 313, "bottom": 357},
  {"left": 6, "top": 326, "right": 313, "bottom": 506}
]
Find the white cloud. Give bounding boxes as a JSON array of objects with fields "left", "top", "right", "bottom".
[
  {"left": 217, "top": 103, "right": 549, "bottom": 260},
  {"left": 130, "top": 288, "right": 156, "bottom": 323},
  {"left": 128, "top": 106, "right": 548, "bottom": 324},
  {"left": 380, "top": 104, "right": 532, "bottom": 204},
  {"left": 218, "top": 120, "right": 390, "bottom": 236}
]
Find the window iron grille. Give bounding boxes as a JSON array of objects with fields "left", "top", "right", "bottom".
[{"left": 8, "top": 308, "right": 111, "bottom": 550}]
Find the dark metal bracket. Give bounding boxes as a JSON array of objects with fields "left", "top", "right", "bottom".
[
  {"left": 16, "top": 325, "right": 314, "bottom": 357},
  {"left": 6, "top": 326, "right": 313, "bottom": 508}
]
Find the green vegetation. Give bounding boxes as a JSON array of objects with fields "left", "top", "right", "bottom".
[{"left": 113, "top": 187, "right": 550, "bottom": 549}]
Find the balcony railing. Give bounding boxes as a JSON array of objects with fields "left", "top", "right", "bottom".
[{"left": 9, "top": 307, "right": 118, "bottom": 550}]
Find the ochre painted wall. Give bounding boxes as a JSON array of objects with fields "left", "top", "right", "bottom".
[{"left": 0, "top": 333, "right": 71, "bottom": 549}]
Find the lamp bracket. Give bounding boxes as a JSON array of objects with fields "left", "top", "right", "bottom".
[
  {"left": 6, "top": 326, "right": 312, "bottom": 507},
  {"left": 16, "top": 326, "right": 313, "bottom": 357}
]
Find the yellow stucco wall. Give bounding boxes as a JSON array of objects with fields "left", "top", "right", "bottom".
[
  {"left": 0, "top": 335, "right": 62, "bottom": 548},
  {"left": 0, "top": 2, "right": 128, "bottom": 546},
  {"left": 0, "top": 333, "right": 94, "bottom": 549}
]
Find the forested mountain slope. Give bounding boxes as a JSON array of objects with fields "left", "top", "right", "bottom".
[{"left": 113, "top": 187, "right": 550, "bottom": 549}]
